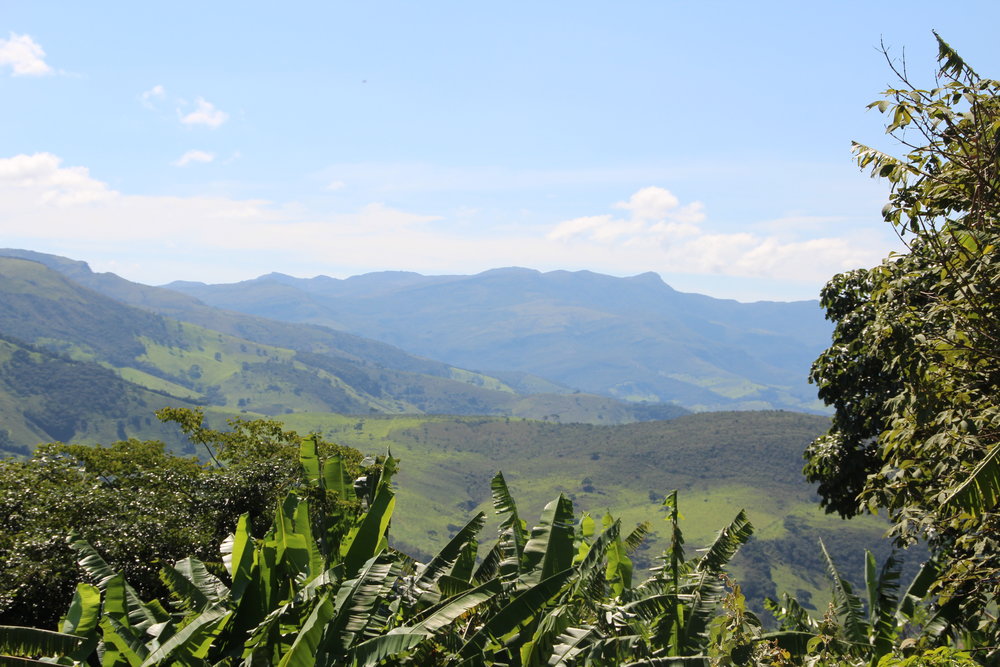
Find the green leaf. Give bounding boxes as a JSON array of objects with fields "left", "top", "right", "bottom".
[
  {"left": 350, "top": 629, "right": 430, "bottom": 667},
  {"left": 299, "top": 435, "right": 321, "bottom": 488},
  {"left": 60, "top": 583, "right": 101, "bottom": 636},
  {"left": 0, "top": 626, "right": 83, "bottom": 659},
  {"left": 491, "top": 472, "right": 528, "bottom": 582},
  {"left": 459, "top": 568, "right": 574, "bottom": 658},
  {"left": 70, "top": 539, "right": 164, "bottom": 632},
  {"left": 942, "top": 444, "right": 1000, "bottom": 515},
  {"left": 99, "top": 616, "right": 149, "bottom": 667},
  {"left": 412, "top": 511, "right": 486, "bottom": 604},
  {"left": 819, "top": 538, "right": 866, "bottom": 644},
  {"left": 160, "top": 557, "right": 229, "bottom": 612},
  {"left": 343, "top": 483, "right": 396, "bottom": 577},
  {"left": 519, "top": 495, "right": 575, "bottom": 588},
  {"left": 410, "top": 578, "right": 502, "bottom": 633},
  {"left": 276, "top": 593, "right": 335, "bottom": 667},
  {"left": 694, "top": 509, "right": 753, "bottom": 573},
  {"left": 323, "top": 454, "right": 355, "bottom": 500},
  {"left": 221, "top": 513, "right": 255, "bottom": 602},
  {"left": 139, "top": 607, "right": 230, "bottom": 667}
]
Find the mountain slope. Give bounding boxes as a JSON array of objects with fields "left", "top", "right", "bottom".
[
  {"left": 278, "top": 409, "right": 900, "bottom": 612},
  {"left": 0, "top": 333, "right": 202, "bottom": 454},
  {"left": 0, "top": 255, "right": 688, "bottom": 445},
  {"left": 166, "top": 267, "right": 831, "bottom": 411}
]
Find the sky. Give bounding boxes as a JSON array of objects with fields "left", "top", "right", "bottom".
[{"left": 1, "top": 2, "right": 999, "bottom": 302}]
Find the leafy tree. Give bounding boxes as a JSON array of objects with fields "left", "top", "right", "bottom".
[
  {"left": 805, "top": 33, "right": 1000, "bottom": 644},
  {"left": 0, "top": 408, "right": 363, "bottom": 629}
]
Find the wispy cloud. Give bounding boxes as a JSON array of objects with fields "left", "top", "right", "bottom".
[
  {"left": 0, "top": 155, "right": 895, "bottom": 297},
  {"left": 547, "top": 186, "right": 888, "bottom": 283},
  {"left": 0, "top": 33, "right": 53, "bottom": 77},
  {"left": 172, "top": 150, "right": 216, "bottom": 167},
  {"left": 179, "top": 97, "right": 229, "bottom": 128},
  {"left": 140, "top": 84, "right": 166, "bottom": 108}
]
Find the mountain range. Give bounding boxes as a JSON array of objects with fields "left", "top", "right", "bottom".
[
  {"left": 164, "top": 266, "right": 830, "bottom": 411},
  {"left": 0, "top": 251, "right": 688, "bottom": 451}
]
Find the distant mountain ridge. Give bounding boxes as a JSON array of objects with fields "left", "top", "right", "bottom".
[
  {"left": 0, "top": 251, "right": 688, "bottom": 451},
  {"left": 165, "top": 266, "right": 831, "bottom": 412}
]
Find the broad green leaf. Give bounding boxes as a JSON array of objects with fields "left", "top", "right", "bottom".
[
  {"left": 0, "top": 626, "right": 83, "bottom": 659},
  {"left": 491, "top": 472, "right": 527, "bottom": 582},
  {"left": 942, "top": 444, "right": 1000, "bottom": 516},
  {"left": 819, "top": 538, "right": 866, "bottom": 644},
  {"left": 299, "top": 436, "right": 321, "bottom": 488},
  {"left": 276, "top": 593, "right": 335, "bottom": 667},
  {"left": 694, "top": 509, "right": 752, "bottom": 573},
  {"left": 221, "top": 513, "right": 255, "bottom": 602},
  {"left": 159, "top": 557, "right": 228, "bottom": 612},
  {"left": 323, "top": 454, "right": 355, "bottom": 500},
  {"left": 350, "top": 629, "right": 430, "bottom": 667},
  {"left": 343, "top": 483, "right": 396, "bottom": 577},
  {"left": 60, "top": 583, "right": 101, "bottom": 636},
  {"left": 410, "top": 578, "right": 502, "bottom": 633},
  {"left": 520, "top": 495, "right": 575, "bottom": 588},
  {"left": 139, "top": 607, "right": 229, "bottom": 667},
  {"left": 519, "top": 605, "right": 575, "bottom": 667},
  {"left": 412, "top": 511, "right": 486, "bottom": 604},
  {"left": 99, "top": 616, "right": 149, "bottom": 667},
  {"left": 459, "top": 568, "right": 574, "bottom": 658},
  {"left": 70, "top": 540, "right": 164, "bottom": 632}
]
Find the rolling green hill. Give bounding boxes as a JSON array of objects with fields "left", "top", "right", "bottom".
[
  {"left": 0, "top": 334, "right": 202, "bottom": 455},
  {"left": 272, "top": 409, "right": 904, "bottom": 613},
  {"left": 0, "top": 255, "right": 688, "bottom": 450}
]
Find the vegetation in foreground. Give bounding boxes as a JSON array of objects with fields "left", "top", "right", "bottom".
[{"left": 0, "top": 431, "right": 977, "bottom": 666}]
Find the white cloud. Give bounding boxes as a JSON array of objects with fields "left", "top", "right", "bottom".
[
  {"left": 179, "top": 97, "right": 229, "bottom": 128},
  {"left": 325, "top": 180, "right": 346, "bottom": 191},
  {"left": 549, "top": 186, "right": 704, "bottom": 245},
  {"left": 172, "top": 150, "right": 215, "bottom": 167},
  {"left": 140, "top": 84, "right": 166, "bottom": 107},
  {"left": 0, "top": 33, "right": 53, "bottom": 77},
  {"left": 0, "top": 155, "right": 896, "bottom": 299},
  {"left": 614, "top": 186, "right": 679, "bottom": 220},
  {"left": 547, "top": 186, "right": 889, "bottom": 285},
  {"left": 0, "top": 153, "right": 116, "bottom": 205}
]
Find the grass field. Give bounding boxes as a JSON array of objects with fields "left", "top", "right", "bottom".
[{"left": 276, "top": 410, "right": 899, "bottom": 611}]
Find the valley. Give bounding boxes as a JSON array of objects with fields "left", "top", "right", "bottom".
[{"left": 0, "top": 249, "right": 899, "bottom": 615}]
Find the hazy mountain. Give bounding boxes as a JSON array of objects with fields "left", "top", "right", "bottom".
[
  {"left": 166, "top": 267, "right": 831, "bottom": 412},
  {"left": 0, "top": 253, "right": 688, "bottom": 449}
]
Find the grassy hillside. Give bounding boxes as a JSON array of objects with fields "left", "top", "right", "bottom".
[
  {"left": 0, "top": 256, "right": 689, "bottom": 449},
  {"left": 274, "top": 410, "right": 904, "bottom": 612},
  {"left": 0, "top": 334, "right": 202, "bottom": 455}
]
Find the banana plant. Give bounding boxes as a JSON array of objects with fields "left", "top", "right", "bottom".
[{"left": 1, "top": 456, "right": 776, "bottom": 666}]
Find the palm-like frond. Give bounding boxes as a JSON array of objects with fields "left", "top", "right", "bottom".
[
  {"left": 819, "top": 539, "right": 866, "bottom": 644},
  {"left": 520, "top": 495, "right": 575, "bottom": 588},
  {"left": 0, "top": 626, "right": 83, "bottom": 660},
  {"left": 411, "top": 512, "right": 486, "bottom": 605}
]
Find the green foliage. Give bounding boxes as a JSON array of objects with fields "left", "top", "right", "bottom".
[
  {"left": 0, "top": 459, "right": 771, "bottom": 666},
  {"left": 805, "top": 34, "right": 1000, "bottom": 643},
  {"left": 0, "top": 408, "right": 364, "bottom": 630}
]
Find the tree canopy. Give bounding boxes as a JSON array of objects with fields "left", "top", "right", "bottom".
[{"left": 805, "top": 33, "right": 1000, "bottom": 635}]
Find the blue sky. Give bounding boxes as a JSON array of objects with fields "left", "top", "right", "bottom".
[{"left": 1, "top": 2, "right": 998, "bottom": 301}]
